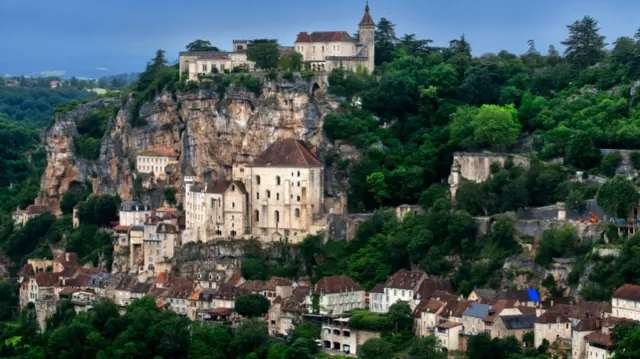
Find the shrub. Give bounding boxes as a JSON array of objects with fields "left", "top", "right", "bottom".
[{"left": 282, "top": 71, "right": 294, "bottom": 82}]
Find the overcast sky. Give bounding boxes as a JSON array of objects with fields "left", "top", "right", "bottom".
[{"left": 1, "top": 0, "right": 638, "bottom": 78}]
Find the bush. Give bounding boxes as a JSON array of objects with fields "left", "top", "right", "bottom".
[
  {"left": 599, "top": 151, "right": 621, "bottom": 177},
  {"left": 282, "top": 71, "right": 294, "bottom": 82}
]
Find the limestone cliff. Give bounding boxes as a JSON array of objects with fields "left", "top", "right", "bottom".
[{"left": 38, "top": 77, "right": 347, "bottom": 213}]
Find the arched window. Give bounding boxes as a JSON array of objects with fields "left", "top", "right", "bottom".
[
  {"left": 276, "top": 176, "right": 281, "bottom": 185},
  {"left": 231, "top": 230, "right": 237, "bottom": 236},
  {"left": 295, "top": 208, "right": 300, "bottom": 218},
  {"left": 266, "top": 190, "right": 271, "bottom": 198},
  {"left": 297, "top": 171, "right": 300, "bottom": 177},
  {"left": 275, "top": 210, "right": 280, "bottom": 223},
  {"left": 321, "top": 46, "right": 324, "bottom": 52},
  {"left": 297, "top": 196, "right": 301, "bottom": 202},
  {"left": 232, "top": 202, "right": 235, "bottom": 208},
  {"left": 231, "top": 185, "right": 235, "bottom": 191},
  {"left": 256, "top": 192, "right": 260, "bottom": 199},
  {"left": 254, "top": 210, "right": 259, "bottom": 222},
  {"left": 276, "top": 193, "right": 280, "bottom": 200},
  {"left": 210, "top": 199, "right": 214, "bottom": 208},
  {"left": 256, "top": 175, "right": 261, "bottom": 185}
]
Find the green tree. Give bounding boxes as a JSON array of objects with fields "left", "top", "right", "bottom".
[
  {"left": 358, "top": 338, "right": 393, "bottom": 359},
  {"left": 536, "top": 226, "right": 580, "bottom": 265},
  {"left": 241, "top": 257, "right": 268, "bottom": 280},
  {"left": 561, "top": 16, "right": 607, "bottom": 69},
  {"left": 164, "top": 188, "right": 177, "bottom": 206},
  {"left": 247, "top": 39, "right": 280, "bottom": 70},
  {"left": 596, "top": 175, "right": 640, "bottom": 218},
  {"left": 186, "top": 40, "right": 220, "bottom": 52},
  {"left": 285, "top": 339, "right": 312, "bottom": 359},
  {"left": 229, "top": 318, "right": 269, "bottom": 358},
  {"left": 407, "top": 336, "right": 445, "bottom": 359},
  {"left": 375, "top": 18, "right": 397, "bottom": 66},
  {"left": 366, "top": 172, "right": 390, "bottom": 207},
  {"left": 288, "top": 323, "right": 321, "bottom": 353},
  {"left": 388, "top": 302, "right": 413, "bottom": 331},
  {"left": 188, "top": 324, "right": 232, "bottom": 359},
  {"left": 234, "top": 293, "right": 270, "bottom": 318},
  {"left": 612, "top": 323, "right": 640, "bottom": 359}
]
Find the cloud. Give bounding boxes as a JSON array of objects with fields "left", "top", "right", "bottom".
[
  {"left": 39, "top": 70, "right": 66, "bottom": 77},
  {"left": 95, "top": 67, "right": 109, "bottom": 71}
]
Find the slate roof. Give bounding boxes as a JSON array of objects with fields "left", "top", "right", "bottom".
[
  {"left": 416, "top": 278, "right": 453, "bottom": 300},
  {"left": 312, "top": 275, "right": 363, "bottom": 294},
  {"left": 370, "top": 284, "right": 385, "bottom": 294},
  {"left": 499, "top": 314, "right": 536, "bottom": 330},
  {"left": 613, "top": 284, "right": 640, "bottom": 302},
  {"left": 295, "top": 31, "right": 356, "bottom": 43},
  {"left": 535, "top": 311, "right": 570, "bottom": 324},
  {"left": 503, "top": 289, "right": 538, "bottom": 302},
  {"left": 463, "top": 302, "right": 491, "bottom": 318},
  {"left": 472, "top": 288, "right": 498, "bottom": 300},
  {"left": 251, "top": 139, "right": 322, "bottom": 168}
]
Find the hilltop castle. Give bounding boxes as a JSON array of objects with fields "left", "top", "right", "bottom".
[{"left": 179, "top": 3, "right": 375, "bottom": 81}]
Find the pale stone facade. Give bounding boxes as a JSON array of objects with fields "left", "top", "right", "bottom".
[
  {"left": 12, "top": 204, "right": 52, "bottom": 226},
  {"left": 612, "top": 284, "right": 640, "bottom": 320},
  {"left": 183, "top": 179, "right": 248, "bottom": 243},
  {"left": 435, "top": 322, "right": 462, "bottom": 351},
  {"left": 119, "top": 200, "right": 151, "bottom": 227},
  {"left": 320, "top": 318, "right": 380, "bottom": 355},
  {"left": 309, "top": 276, "right": 366, "bottom": 315},
  {"left": 534, "top": 311, "right": 572, "bottom": 348},
  {"left": 294, "top": 3, "right": 375, "bottom": 73},
  {"left": 142, "top": 221, "right": 181, "bottom": 278},
  {"left": 136, "top": 148, "right": 178, "bottom": 180}
]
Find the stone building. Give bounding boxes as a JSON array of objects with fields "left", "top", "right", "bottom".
[
  {"left": 612, "top": 284, "right": 640, "bottom": 320},
  {"left": 119, "top": 200, "right": 151, "bottom": 227},
  {"left": 294, "top": 2, "right": 375, "bottom": 73},
  {"left": 12, "top": 204, "right": 52, "bottom": 226},
  {"left": 183, "top": 179, "right": 248, "bottom": 243},
  {"left": 308, "top": 275, "right": 365, "bottom": 315},
  {"left": 136, "top": 147, "right": 179, "bottom": 180},
  {"left": 245, "top": 139, "right": 324, "bottom": 242},
  {"left": 320, "top": 316, "right": 380, "bottom": 355},
  {"left": 534, "top": 311, "right": 572, "bottom": 348}
]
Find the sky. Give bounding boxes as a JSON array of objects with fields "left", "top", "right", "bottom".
[{"left": 1, "top": 0, "right": 639, "bottom": 78}]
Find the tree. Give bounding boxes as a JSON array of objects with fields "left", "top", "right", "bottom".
[
  {"left": 164, "top": 188, "right": 177, "bottom": 206},
  {"left": 278, "top": 52, "right": 303, "bottom": 71},
  {"left": 525, "top": 39, "right": 540, "bottom": 57},
  {"left": 388, "top": 302, "right": 413, "bottom": 331},
  {"left": 536, "top": 226, "right": 580, "bottom": 265},
  {"left": 375, "top": 18, "right": 397, "bottom": 66},
  {"left": 408, "top": 336, "right": 445, "bottom": 359},
  {"left": 612, "top": 323, "right": 640, "bottom": 359},
  {"left": 398, "top": 34, "right": 432, "bottom": 55},
  {"left": 189, "top": 324, "right": 232, "bottom": 359},
  {"left": 241, "top": 257, "right": 268, "bottom": 280},
  {"left": 597, "top": 175, "right": 640, "bottom": 218},
  {"left": 247, "top": 39, "right": 280, "bottom": 70},
  {"left": 561, "top": 16, "right": 606, "bottom": 69},
  {"left": 186, "top": 40, "right": 220, "bottom": 52},
  {"left": 234, "top": 293, "right": 270, "bottom": 318},
  {"left": 358, "top": 338, "right": 393, "bottom": 359},
  {"left": 467, "top": 333, "right": 494, "bottom": 359},
  {"left": 522, "top": 331, "right": 534, "bottom": 347},
  {"left": 285, "top": 339, "right": 312, "bottom": 359},
  {"left": 230, "top": 318, "right": 269, "bottom": 358},
  {"left": 288, "top": 323, "right": 321, "bottom": 354},
  {"left": 366, "top": 172, "right": 390, "bottom": 207}
]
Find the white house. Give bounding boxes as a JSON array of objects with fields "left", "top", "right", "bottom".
[
  {"left": 612, "top": 284, "right": 640, "bottom": 320},
  {"left": 308, "top": 275, "right": 365, "bottom": 315}
]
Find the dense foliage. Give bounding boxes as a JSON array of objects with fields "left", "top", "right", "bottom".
[
  {"left": 0, "top": 87, "right": 94, "bottom": 126},
  {"left": 74, "top": 105, "right": 118, "bottom": 159}
]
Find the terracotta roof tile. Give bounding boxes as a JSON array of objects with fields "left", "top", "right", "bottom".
[
  {"left": 384, "top": 269, "right": 427, "bottom": 290},
  {"left": 264, "top": 277, "right": 293, "bottom": 291},
  {"left": 312, "top": 275, "right": 363, "bottom": 294},
  {"left": 34, "top": 272, "right": 60, "bottom": 287},
  {"left": 26, "top": 204, "right": 52, "bottom": 215},
  {"left": 370, "top": 283, "right": 384, "bottom": 293},
  {"left": 359, "top": 3, "right": 375, "bottom": 27},
  {"left": 575, "top": 318, "right": 602, "bottom": 332},
  {"left": 251, "top": 139, "right": 322, "bottom": 168},
  {"left": 535, "top": 311, "right": 570, "bottom": 324},
  {"left": 585, "top": 332, "right": 613, "bottom": 346}
]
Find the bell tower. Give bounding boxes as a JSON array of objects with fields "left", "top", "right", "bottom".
[{"left": 358, "top": 1, "right": 376, "bottom": 73}]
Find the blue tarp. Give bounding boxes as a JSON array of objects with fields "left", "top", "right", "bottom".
[{"left": 527, "top": 288, "right": 540, "bottom": 302}]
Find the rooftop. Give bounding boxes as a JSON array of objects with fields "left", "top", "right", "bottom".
[
  {"left": 535, "top": 311, "right": 570, "bottom": 324},
  {"left": 139, "top": 147, "right": 178, "bottom": 158},
  {"left": 614, "top": 284, "right": 640, "bottom": 302},
  {"left": 295, "top": 31, "right": 356, "bottom": 43},
  {"left": 312, "top": 275, "right": 363, "bottom": 294},
  {"left": 499, "top": 314, "right": 537, "bottom": 330},
  {"left": 384, "top": 269, "right": 427, "bottom": 290},
  {"left": 251, "top": 139, "right": 322, "bottom": 168}
]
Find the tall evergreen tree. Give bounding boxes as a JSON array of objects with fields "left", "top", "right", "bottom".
[
  {"left": 525, "top": 39, "right": 540, "bottom": 56},
  {"left": 561, "top": 16, "right": 606, "bottom": 69},
  {"left": 374, "top": 17, "right": 397, "bottom": 66}
]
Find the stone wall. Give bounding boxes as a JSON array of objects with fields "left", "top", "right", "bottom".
[{"left": 324, "top": 213, "right": 373, "bottom": 241}]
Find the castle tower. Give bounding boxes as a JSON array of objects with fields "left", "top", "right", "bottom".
[{"left": 358, "top": 1, "right": 376, "bottom": 73}]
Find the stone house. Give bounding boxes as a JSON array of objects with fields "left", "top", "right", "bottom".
[
  {"left": 119, "top": 200, "right": 151, "bottom": 227},
  {"left": 240, "top": 277, "right": 294, "bottom": 304},
  {"left": 245, "top": 139, "right": 324, "bottom": 243},
  {"left": 320, "top": 316, "right": 380, "bottom": 355},
  {"left": 584, "top": 332, "right": 614, "bottom": 359},
  {"left": 183, "top": 179, "right": 248, "bottom": 243},
  {"left": 462, "top": 302, "right": 491, "bottom": 335},
  {"left": 491, "top": 314, "right": 536, "bottom": 341},
  {"left": 268, "top": 286, "right": 308, "bottom": 336},
  {"left": 22, "top": 272, "right": 59, "bottom": 307},
  {"left": 534, "top": 311, "right": 572, "bottom": 348},
  {"left": 308, "top": 275, "right": 365, "bottom": 315},
  {"left": 381, "top": 269, "right": 428, "bottom": 313},
  {"left": 468, "top": 288, "right": 498, "bottom": 302},
  {"left": 179, "top": 40, "right": 257, "bottom": 82},
  {"left": 114, "top": 275, "right": 138, "bottom": 307},
  {"left": 166, "top": 281, "right": 196, "bottom": 317},
  {"left": 503, "top": 289, "right": 540, "bottom": 307},
  {"left": 12, "top": 204, "right": 52, "bottom": 226},
  {"left": 142, "top": 222, "right": 181, "bottom": 277},
  {"left": 612, "top": 284, "right": 640, "bottom": 320},
  {"left": 136, "top": 147, "right": 178, "bottom": 180},
  {"left": 128, "top": 225, "right": 145, "bottom": 272},
  {"left": 413, "top": 299, "right": 446, "bottom": 337},
  {"left": 194, "top": 269, "right": 228, "bottom": 290},
  {"left": 571, "top": 318, "right": 601, "bottom": 359},
  {"left": 189, "top": 284, "right": 248, "bottom": 321},
  {"left": 130, "top": 282, "right": 153, "bottom": 301},
  {"left": 435, "top": 321, "right": 463, "bottom": 351},
  {"left": 369, "top": 284, "right": 385, "bottom": 313}
]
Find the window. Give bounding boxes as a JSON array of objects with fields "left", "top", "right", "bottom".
[
  {"left": 275, "top": 210, "right": 280, "bottom": 223},
  {"left": 232, "top": 202, "right": 235, "bottom": 208},
  {"left": 256, "top": 192, "right": 260, "bottom": 200},
  {"left": 321, "top": 46, "right": 324, "bottom": 52},
  {"left": 266, "top": 190, "right": 271, "bottom": 198},
  {"left": 276, "top": 176, "right": 281, "bottom": 185},
  {"left": 276, "top": 193, "right": 280, "bottom": 200},
  {"left": 297, "top": 196, "right": 300, "bottom": 202},
  {"left": 295, "top": 208, "right": 300, "bottom": 217},
  {"left": 231, "top": 185, "right": 235, "bottom": 191},
  {"left": 202, "top": 63, "right": 207, "bottom": 72},
  {"left": 297, "top": 171, "right": 300, "bottom": 177},
  {"left": 256, "top": 175, "right": 261, "bottom": 185},
  {"left": 254, "top": 210, "right": 259, "bottom": 221},
  {"left": 313, "top": 46, "right": 315, "bottom": 52}
]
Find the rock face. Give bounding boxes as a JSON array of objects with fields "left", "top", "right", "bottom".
[{"left": 38, "top": 77, "right": 345, "bottom": 213}]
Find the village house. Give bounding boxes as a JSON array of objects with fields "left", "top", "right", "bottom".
[
  {"left": 571, "top": 318, "right": 602, "bottom": 359},
  {"left": 413, "top": 299, "right": 447, "bottom": 337},
  {"left": 584, "top": 332, "right": 614, "bottom": 359},
  {"left": 141, "top": 220, "right": 181, "bottom": 278},
  {"left": 381, "top": 269, "right": 428, "bottom": 312},
  {"left": 308, "top": 275, "right": 366, "bottom": 315},
  {"left": 114, "top": 275, "right": 138, "bottom": 307},
  {"left": 491, "top": 314, "right": 536, "bottom": 341},
  {"left": 436, "top": 321, "right": 463, "bottom": 351},
  {"left": 240, "top": 277, "right": 295, "bottom": 304},
  {"left": 462, "top": 302, "right": 491, "bottom": 335},
  {"left": 268, "top": 286, "right": 309, "bottom": 336},
  {"left": 612, "top": 284, "right": 640, "bottom": 320},
  {"left": 370, "top": 284, "right": 385, "bottom": 313},
  {"left": 481, "top": 299, "right": 521, "bottom": 333},
  {"left": 468, "top": 288, "right": 498, "bottom": 302},
  {"left": 190, "top": 284, "right": 248, "bottom": 323},
  {"left": 179, "top": 40, "right": 257, "bottom": 82},
  {"left": 534, "top": 311, "right": 572, "bottom": 348},
  {"left": 504, "top": 289, "right": 541, "bottom": 307},
  {"left": 320, "top": 316, "right": 380, "bottom": 355},
  {"left": 136, "top": 147, "right": 179, "bottom": 180},
  {"left": 119, "top": 200, "right": 151, "bottom": 227},
  {"left": 12, "top": 204, "right": 52, "bottom": 226}
]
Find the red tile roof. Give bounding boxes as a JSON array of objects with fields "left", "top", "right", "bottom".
[
  {"left": 535, "top": 311, "right": 570, "bottom": 324},
  {"left": 614, "top": 284, "right": 640, "bottom": 302},
  {"left": 359, "top": 3, "right": 375, "bottom": 27},
  {"left": 251, "top": 139, "right": 322, "bottom": 168},
  {"left": 34, "top": 272, "right": 60, "bottom": 287},
  {"left": 585, "top": 332, "right": 613, "bottom": 346},
  {"left": 26, "top": 204, "right": 52, "bottom": 215},
  {"left": 385, "top": 269, "right": 427, "bottom": 290},
  {"left": 312, "top": 275, "right": 363, "bottom": 294},
  {"left": 295, "top": 31, "right": 356, "bottom": 43},
  {"left": 264, "top": 277, "right": 293, "bottom": 291}
]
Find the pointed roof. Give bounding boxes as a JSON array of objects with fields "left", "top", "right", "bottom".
[
  {"left": 359, "top": 1, "right": 375, "bottom": 28},
  {"left": 251, "top": 139, "right": 322, "bottom": 168}
]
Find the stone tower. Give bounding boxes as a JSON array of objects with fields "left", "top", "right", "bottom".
[{"left": 358, "top": 1, "right": 376, "bottom": 73}]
